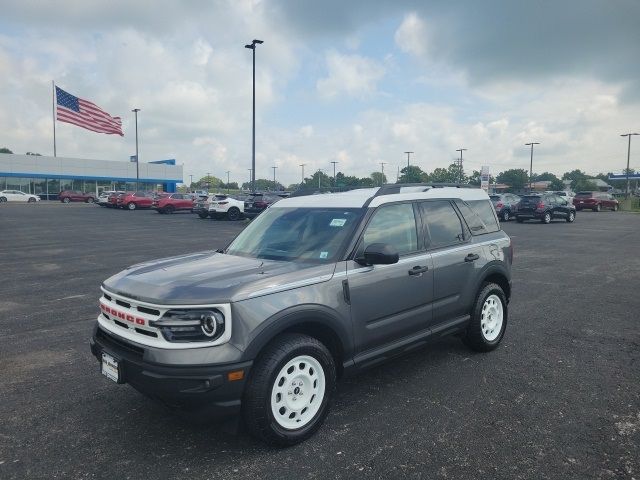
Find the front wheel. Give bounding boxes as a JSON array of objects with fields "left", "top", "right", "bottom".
[
  {"left": 613, "top": 204, "right": 619, "bottom": 211},
  {"left": 541, "top": 212, "right": 552, "bottom": 224},
  {"left": 85, "top": 197, "right": 94, "bottom": 203},
  {"left": 28, "top": 197, "right": 36, "bottom": 203},
  {"left": 62, "top": 197, "right": 70, "bottom": 203},
  {"left": 164, "top": 205, "right": 175, "bottom": 214},
  {"left": 516, "top": 217, "right": 524, "bottom": 223},
  {"left": 0, "top": 197, "right": 6, "bottom": 203},
  {"left": 198, "top": 212, "right": 208, "bottom": 219},
  {"left": 501, "top": 210, "right": 510, "bottom": 222},
  {"left": 127, "top": 202, "right": 136, "bottom": 210},
  {"left": 243, "top": 333, "right": 336, "bottom": 446},
  {"left": 463, "top": 283, "right": 508, "bottom": 352},
  {"left": 594, "top": 204, "right": 601, "bottom": 212},
  {"left": 566, "top": 210, "right": 576, "bottom": 222}
]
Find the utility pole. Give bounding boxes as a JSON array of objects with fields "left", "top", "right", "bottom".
[
  {"left": 380, "top": 162, "right": 387, "bottom": 185},
  {"left": 317, "top": 169, "right": 324, "bottom": 189},
  {"left": 621, "top": 133, "right": 639, "bottom": 198},
  {"left": 456, "top": 148, "right": 467, "bottom": 183},
  {"left": 226, "top": 171, "right": 230, "bottom": 193},
  {"left": 331, "top": 161, "right": 339, "bottom": 188},
  {"left": 272, "top": 166, "right": 278, "bottom": 190},
  {"left": 525, "top": 142, "right": 540, "bottom": 192},
  {"left": 245, "top": 39, "right": 263, "bottom": 193},
  {"left": 189, "top": 174, "right": 193, "bottom": 192},
  {"left": 404, "top": 151, "right": 413, "bottom": 170},
  {"left": 247, "top": 168, "right": 252, "bottom": 190},
  {"left": 299, "top": 163, "right": 306, "bottom": 185},
  {"left": 132, "top": 108, "right": 140, "bottom": 190},
  {"left": 206, "top": 172, "right": 211, "bottom": 192}
]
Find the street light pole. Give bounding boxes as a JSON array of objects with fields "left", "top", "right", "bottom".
[
  {"left": 299, "top": 163, "right": 306, "bottom": 185},
  {"left": 247, "top": 168, "right": 252, "bottom": 190},
  {"left": 132, "top": 108, "right": 140, "bottom": 190},
  {"left": 226, "top": 171, "right": 230, "bottom": 193},
  {"left": 525, "top": 142, "right": 540, "bottom": 192},
  {"left": 380, "top": 162, "right": 387, "bottom": 185},
  {"left": 621, "top": 133, "right": 639, "bottom": 198},
  {"left": 272, "top": 166, "right": 278, "bottom": 190},
  {"left": 317, "top": 169, "right": 323, "bottom": 189},
  {"left": 455, "top": 148, "right": 467, "bottom": 183},
  {"left": 330, "top": 161, "right": 339, "bottom": 188},
  {"left": 206, "top": 172, "right": 211, "bottom": 192},
  {"left": 404, "top": 151, "right": 413, "bottom": 170},
  {"left": 245, "top": 39, "right": 263, "bottom": 194},
  {"left": 189, "top": 174, "right": 193, "bottom": 192}
]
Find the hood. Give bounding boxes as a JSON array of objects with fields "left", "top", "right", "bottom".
[{"left": 102, "top": 251, "right": 337, "bottom": 305}]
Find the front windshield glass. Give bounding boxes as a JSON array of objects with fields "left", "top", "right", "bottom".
[{"left": 226, "top": 207, "right": 363, "bottom": 262}]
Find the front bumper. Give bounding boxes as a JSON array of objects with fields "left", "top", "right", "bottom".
[{"left": 90, "top": 325, "right": 252, "bottom": 419}]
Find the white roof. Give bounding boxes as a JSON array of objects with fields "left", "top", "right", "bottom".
[{"left": 273, "top": 186, "right": 490, "bottom": 209}]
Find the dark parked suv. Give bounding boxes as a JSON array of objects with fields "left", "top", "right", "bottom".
[
  {"left": 516, "top": 193, "right": 576, "bottom": 223},
  {"left": 90, "top": 184, "right": 513, "bottom": 446}
]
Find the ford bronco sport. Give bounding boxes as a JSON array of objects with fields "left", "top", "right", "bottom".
[{"left": 90, "top": 184, "right": 513, "bottom": 446}]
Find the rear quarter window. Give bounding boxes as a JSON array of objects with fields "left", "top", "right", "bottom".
[{"left": 466, "top": 199, "right": 500, "bottom": 233}]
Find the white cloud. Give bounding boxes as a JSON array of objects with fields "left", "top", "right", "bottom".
[
  {"left": 317, "top": 51, "right": 385, "bottom": 99},
  {"left": 394, "top": 12, "right": 427, "bottom": 57}
]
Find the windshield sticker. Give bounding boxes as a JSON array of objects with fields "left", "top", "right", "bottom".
[
  {"left": 319, "top": 251, "right": 328, "bottom": 259},
  {"left": 329, "top": 218, "right": 347, "bottom": 227}
]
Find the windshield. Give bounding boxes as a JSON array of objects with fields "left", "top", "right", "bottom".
[{"left": 226, "top": 207, "right": 363, "bottom": 262}]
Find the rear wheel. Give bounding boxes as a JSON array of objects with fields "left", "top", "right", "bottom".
[
  {"left": 165, "top": 205, "right": 175, "bottom": 214},
  {"left": 85, "top": 197, "right": 94, "bottom": 203},
  {"left": 516, "top": 216, "right": 524, "bottom": 223},
  {"left": 502, "top": 210, "right": 510, "bottom": 222},
  {"left": 62, "top": 197, "right": 70, "bottom": 203},
  {"left": 463, "top": 282, "right": 508, "bottom": 352},
  {"left": 198, "top": 212, "right": 208, "bottom": 219},
  {"left": 28, "top": 197, "right": 36, "bottom": 203},
  {"left": 566, "top": 210, "right": 576, "bottom": 223},
  {"left": 227, "top": 207, "right": 241, "bottom": 221},
  {"left": 127, "top": 202, "right": 136, "bottom": 210},
  {"left": 0, "top": 197, "right": 6, "bottom": 203},
  {"left": 243, "top": 333, "right": 336, "bottom": 446},
  {"left": 613, "top": 204, "right": 619, "bottom": 211},
  {"left": 541, "top": 211, "right": 551, "bottom": 224},
  {"left": 594, "top": 204, "right": 601, "bottom": 212}
]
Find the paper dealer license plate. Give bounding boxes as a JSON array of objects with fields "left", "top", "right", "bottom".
[{"left": 101, "top": 352, "right": 120, "bottom": 383}]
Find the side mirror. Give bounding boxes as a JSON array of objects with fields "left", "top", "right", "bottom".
[{"left": 357, "top": 243, "right": 399, "bottom": 266}]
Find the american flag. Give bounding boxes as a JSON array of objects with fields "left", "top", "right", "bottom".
[{"left": 56, "top": 86, "right": 123, "bottom": 136}]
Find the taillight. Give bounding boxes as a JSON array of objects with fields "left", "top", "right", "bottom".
[
  {"left": 496, "top": 202, "right": 504, "bottom": 208},
  {"left": 218, "top": 201, "right": 229, "bottom": 205},
  {"left": 536, "top": 202, "right": 544, "bottom": 209}
]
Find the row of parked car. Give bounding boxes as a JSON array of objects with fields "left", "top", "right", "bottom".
[
  {"left": 95, "top": 190, "right": 286, "bottom": 220},
  {"left": 490, "top": 190, "right": 619, "bottom": 224}
]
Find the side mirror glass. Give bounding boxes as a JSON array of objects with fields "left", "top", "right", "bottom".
[{"left": 357, "top": 243, "right": 399, "bottom": 266}]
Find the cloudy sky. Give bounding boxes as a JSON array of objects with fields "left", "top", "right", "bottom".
[{"left": 1, "top": 0, "right": 639, "bottom": 186}]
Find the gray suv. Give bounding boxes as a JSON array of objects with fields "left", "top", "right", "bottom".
[{"left": 90, "top": 184, "right": 513, "bottom": 445}]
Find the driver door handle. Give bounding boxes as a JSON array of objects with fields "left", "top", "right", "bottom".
[
  {"left": 465, "top": 253, "right": 480, "bottom": 262},
  {"left": 408, "top": 265, "right": 429, "bottom": 275}
]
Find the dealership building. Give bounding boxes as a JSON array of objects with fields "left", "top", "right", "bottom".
[{"left": 0, "top": 154, "right": 183, "bottom": 200}]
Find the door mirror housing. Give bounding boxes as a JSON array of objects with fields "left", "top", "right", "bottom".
[{"left": 357, "top": 243, "right": 400, "bottom": 266}]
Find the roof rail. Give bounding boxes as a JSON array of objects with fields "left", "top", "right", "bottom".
[
  {"left": 289, "top": 185, "right": 371, "bottom": 198},
  {"left": 373, "top": 182, "right": 478, "bottom": 197}
]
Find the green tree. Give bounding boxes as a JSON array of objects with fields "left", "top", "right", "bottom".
[
  {"left": 573, "top": 179, "right": 599, "bottom": 192},
  {"left": 496, "top": 169, "right": 529, "bottom": 192},
  {"left": 398, "top": 165, "right": 427, "bottom": 183},
  {"left": 548, "top": 178, "right": 565, "bottom": 191},
  {"left": 533, "top": 171, "right": 559, "bottom": 182},
  {"left": 562, "top": 169, "right": 588, "bottom": 191},
  {"left": 241, "top": 178, "right": 284, "bottom": 191},
  {"left": 197, "top": 175, "right": 223, "bottom": 190},
  {"left": 370, "top": 171, "right": 387, "bottom": 186},
  {"left": 0, "top": 147, "right": 12, "bottom": 154}
]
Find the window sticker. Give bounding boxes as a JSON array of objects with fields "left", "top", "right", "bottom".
[
  {"left": 319, "top": 251, "right": 328, "bottom": 259},
  {"left": 329, "top": 218, "right": 347, "bottom": 227}
]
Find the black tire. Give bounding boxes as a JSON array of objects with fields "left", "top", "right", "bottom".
[
  {"left": 0, "top": 197, "right": 6, "bottom": 203},
  {"left": 541, "top": 211, "right": 551, "bottom": 224},
  {"left": 165, "top": 205, "right": 175, "bottom": 214},
  {"left": 463, "top": 282, "right": 508, "bottom": 352},
  {"left": 127, "top": 202, "right": 136, "bottom": 210},
  {"left": 85, "top": 197, "right": 94, "bottom": 203},
  {"left": 242, "top": 333, "right": 336, "bottom": 447},
  {"left": 198, "top": 212, "right": 208, "bottom": 219},
  {"left": 62, "top": 197, "right": 70, "bottom": 203},
  {"left": 516, "top": 216, "right": 524, "bottom": 223},
  {"left": 501, "top": 210, "right": 510, "bottom": 222},
  {"left": 227, "top": 207, "right": 241, "bottom": 221},
  {"left": 594, "top": 204, "right": 601, "bottom": 212},
  {"left": 613, "top": 204, "right": 618, "bottom": 212},
  {"left": 566, "top": 210, "right": 576, "bottom": 223},
  {"left": 28, "top": 197, "right": 36, "bottom": 203},
  {"left": 157, "top": 209, "right": 165, "bottom": 214}
]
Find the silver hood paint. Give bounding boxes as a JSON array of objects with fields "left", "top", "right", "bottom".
[{"left": 102, "top": 251, "right": 337, "bottom": 305}]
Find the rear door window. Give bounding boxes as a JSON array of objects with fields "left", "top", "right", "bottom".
[
  {"left": 454, "top": 200, "right": 488, "bottom": 235},
  {"left": 466, "top": 200, "right": 500, "bottom": 233},
  {"left": 421, "top": 200, "right": 466, "bottom": 249}
]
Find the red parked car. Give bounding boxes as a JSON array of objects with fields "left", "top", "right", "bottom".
[
  {"left": 573, "top": 191, "right": 619, "bottom": 211},
  {"left": 155, "top": 193, "right": 195, "bottom": 213},
  {"left": 117, "top": 191, "right": 155, "bottom": 210},
  {"left": 107, "top": 192, "right": 126, "bottom": 208},
  {"left": 59, "top": 190, "right": 96, "bottom": 203}
]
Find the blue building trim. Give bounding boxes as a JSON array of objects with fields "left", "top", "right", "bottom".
[{"left": 0, "top": 171, "right": 182, "bottom": 183}]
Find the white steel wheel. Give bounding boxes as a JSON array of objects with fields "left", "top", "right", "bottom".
[
  {"left": 128, "top": 202, "right": 136, "bottom": 210},
  {"left": 270, "top": 355, "right": 326, "bottom": 430},
  {"left": 480, "top": 294, "right": 504, "bottom": 342}
]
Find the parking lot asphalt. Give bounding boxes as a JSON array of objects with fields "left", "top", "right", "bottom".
[{"left": 1, "top": 203, "right": 639, "bottom": 479}]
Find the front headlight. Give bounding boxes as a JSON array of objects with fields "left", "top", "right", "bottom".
[{"left": 150, "top": 309, "right": 226, "bottom": 343}]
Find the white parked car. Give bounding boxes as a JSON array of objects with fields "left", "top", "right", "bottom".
[
  {"left": 0, "top": 190, "right": 41, "bottom": 203},
  {"left": 207, "top": 193, "right": 245, "bottom": 220}
]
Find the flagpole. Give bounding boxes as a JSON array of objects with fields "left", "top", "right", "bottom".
[{"left": 52, "top": 80, "right": 57, "bottom": 157}]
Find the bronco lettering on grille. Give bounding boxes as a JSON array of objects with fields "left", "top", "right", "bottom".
[{"left": 100, "top": 303, "right": 146, "bottom": 326}]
